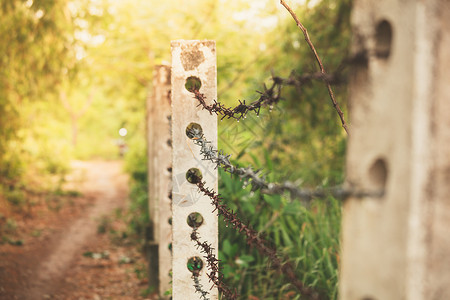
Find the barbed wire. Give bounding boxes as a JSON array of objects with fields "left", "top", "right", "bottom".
[
  {"left": 191, "top": 66, "right": 346, "bottom": 122},
  {"left": 187, "top": 128, "right": 384, "bottom": 202},
  {"left": 192, "top": 80, "right": 280, "bottom": 121},
  {"left": 189, "top": 175, "right": 325, "bottom": 300},
  {"left": 192, "top": 271, "right": 210, "bottom": 300},
  {"left": 190, "top": 225, "right": 238, "bottom": 300}
]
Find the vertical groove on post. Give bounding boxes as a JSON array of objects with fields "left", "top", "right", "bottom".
[
  {"left": 171, "top": 40, "right": 218, "bottom": 299},
  {"left": 148, "top": 65, "right": 172, "bottom": 297}
]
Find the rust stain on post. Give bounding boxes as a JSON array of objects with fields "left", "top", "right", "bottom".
[{"left": 180, "top": 45, "right": 205, "bottom": 71}]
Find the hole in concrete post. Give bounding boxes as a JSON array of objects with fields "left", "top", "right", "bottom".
[
  {"left": 187, "top": 256, "right": 203, "bottom": 273},
  {"left": 168, "top": 217, "right": 172, "bottom": 225},
  {"left": 185, "top": 76, "right": 202, "bottom": 93},
  {"left": 368, "top": 158, "right": 388, "bottom": 190},
  {"left": 187, "top": 212, "right": 204, "bottom": 228},
  {"left": 186, "top": 168, "right": 202, "bottom": 184},
  {"left": 375, "top": 20, "right": 392, "bottom": 59},
  {"left": 186, "top": 123, "right": 203, "bottom": 139}
]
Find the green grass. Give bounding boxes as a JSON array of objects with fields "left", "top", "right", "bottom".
[
  {"left": 124, "top": 146, "right": 342, "bottom": 299},
  {"left": 218, "top": 168, "right": 341, "bottom": 299}
]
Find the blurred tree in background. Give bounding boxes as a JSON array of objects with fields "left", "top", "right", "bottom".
[{"left": 1, "top": 0, "right": 75, "bottom": 181}]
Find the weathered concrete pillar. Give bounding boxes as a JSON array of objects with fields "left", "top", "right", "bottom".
[
  {"left": 341, "top": 1, "right": 450, "bottom": 299},
  {"left": 147, "top": 65, "right": 172, "bottom": 297},
  {"left": 171, "top": 40, "right": 218, "bottom": 299}
]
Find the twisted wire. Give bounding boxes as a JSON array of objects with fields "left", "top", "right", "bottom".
[
  {"left": 190, "top": 225, "right": 238, "bottom": 300},
  {"left": 187, "top": 128, "right": 384, "bottom": 202}
]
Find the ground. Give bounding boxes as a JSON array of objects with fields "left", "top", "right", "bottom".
[{"left": 0, "top": 161, "right": 155, "bottom": 300}]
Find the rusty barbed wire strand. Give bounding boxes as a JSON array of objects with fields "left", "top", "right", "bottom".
[
  {"left": 190, "top": 225, "right": 238, "bottom": 300},
  {"left": 187, "top": 128, "right": 384, "bottom": 202},
  {"left": 280, "top": 0, "right": 349, "bottom": 135},
  {"left": 191, "top": 67, "right": 346, "bottom": 122},
  {"left": 189, "top": 175, "right": 325, "bottom": 300}
]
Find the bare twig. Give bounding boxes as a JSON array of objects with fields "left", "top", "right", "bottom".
[{"left": 280, "top": 0, "right": 349, "bottom": 135}]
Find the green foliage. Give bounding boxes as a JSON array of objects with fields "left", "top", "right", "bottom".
[
  {"left": 0, "top": 0, "right": 350, "bottom": 297},
  {"left": 214, "top": 1, "right": 350, "bottom": 298},
  {"left": 117, "top": 0, "right": 350, "bottom": 298},
  {"left": 0, "top": 216, "right": 24, "bottom": 246},
  {"left": 123, "top": 138, "right": 149, "bottom": 240},
  {"left": 219, "top": 0, "right": 351, "bottom": 187},
  {"left": 4, "top": 189, "right": 26, "bottom": 207},
  {"left": 218, "top": 170, "right": 341, "bottom": 299},
  {"left": 0, "top": 0, "right": 77, "bottom": 182}
]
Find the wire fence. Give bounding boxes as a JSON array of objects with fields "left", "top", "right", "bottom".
[
  {"left": 146, "top": 1, "right": 450, "bottom": 299},
  {"left": 191, "top": 173, "right": 325, "bottom": 300},
  {"left": 156, "top": 2, "right": 358, "bottom": 299}
]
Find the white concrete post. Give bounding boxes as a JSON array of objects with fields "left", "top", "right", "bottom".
[
  {"left": 171, "top": 40, "right": 218, "bottom": 299},
  {"left": 341, "top": 1, "right": 450, "bottom": 299},
  {"left": 147, "top": 65, "right": 172, "bottom": 297}
]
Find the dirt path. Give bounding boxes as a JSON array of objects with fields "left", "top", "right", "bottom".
[{"left": 0, "top": 161, "right": 151, "bottom": 300}]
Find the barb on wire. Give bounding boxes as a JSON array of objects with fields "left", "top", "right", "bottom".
[
  {"left": 280, "top": 0, "right": 349, "bottom": 134},
  {"left": 188, "top": 174, "right": 325, "bottom": 300},
  {"left": 191, "top": 271, "right": 210, "bottom": 300},
  {"left": 190, "top": 225, "right": 238, "bottom": 300},
  {"left": 187, "top": 128, "right": 384, "bottom": 202}
]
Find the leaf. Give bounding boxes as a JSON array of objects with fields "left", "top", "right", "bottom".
[
  {"left": 282, "top": 202, "right": 301, "bottom": 215},
  {"left": 220, "top": 169, "right": 235, "bottom": 193},
  {"left": 222, "top": 264, "right": 234, "bottom": 277},
  {"left": 222, "top": 239, "right": 232, "bottom": 257},
  {"left": 263, "top": 149, "right": 273, "bottom": 172},
  {"left": 263, "top": 194, "right": 282, "bottom": 210},
  {"left": 235, "top": 254, "right": 254, "bottom": 267},
  {"left": 239, "top": 255, "right": 254, "bottom": 263},
  {"left": 248, "top": 152, "right": 261, "bottom": 168}
]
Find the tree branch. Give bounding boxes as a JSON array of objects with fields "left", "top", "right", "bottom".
[{"left": 280, "top": 0, "right": 349, "bottom": 135}]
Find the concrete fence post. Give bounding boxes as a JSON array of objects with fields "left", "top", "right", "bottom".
[
  {"left": 171, "top": 40, "right": 218, "bottom": 299},
  {"left": 341, "top": 1, "right": 450, "bottom": 299},
  {"left": 147, "top": 65, "right": 172, "bottom": 297}
]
